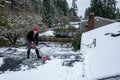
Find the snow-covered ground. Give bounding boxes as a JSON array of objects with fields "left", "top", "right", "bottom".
[
  {"left": 81, "top": 22, "right": 120, "bottom": 79},
  {"left": 0, "top": 58, "right": 3, "bottom": 67},
  {"left": 0, "top": 42, "right": 83, "bottom": 80},
  {"left": 39, "top": 30, "right": 55, "bottom": 37},
  {"left": 0, "top": 22, "right": 120, "bottom": 80},
  {"left": 0, "top": 59, "right": 83, "bottom": 80}
]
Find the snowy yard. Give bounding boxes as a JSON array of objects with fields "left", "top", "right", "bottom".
[
  {"left": 0, "top": 42, "right": 84, "bottom": 80},
  {"left": 0, "top": 22, "right": 120, "bottom": 80}
]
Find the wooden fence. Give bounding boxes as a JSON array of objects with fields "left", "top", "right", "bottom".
[{"left": 39, "top": 37, "right": 72, "bottom": 43}]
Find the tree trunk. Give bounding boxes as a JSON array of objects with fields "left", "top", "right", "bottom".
[
  {"left": 3, "top": 33, "right": 18, "bottom": 46},
  {"left": 24, "top": 0, "right": 27, "bottom": 13}
]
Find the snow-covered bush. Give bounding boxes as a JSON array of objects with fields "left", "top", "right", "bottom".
[
  {"left": 0, "top": 13, "right": 43, "bottom": 46},
  {"left": 0, "top": 0, "right": 11, "bottom": 8},
  {"left": 54, "top": 24, "right": 77, "bottom": 38}
]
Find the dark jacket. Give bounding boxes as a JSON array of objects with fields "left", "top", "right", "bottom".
[{"left": 26, "top": 31, "right": 39, "bottom": 45}]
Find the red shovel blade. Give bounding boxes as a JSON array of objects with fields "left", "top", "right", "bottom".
[{"left": 42, "top": 56, "right": 51, "bottom": 61}]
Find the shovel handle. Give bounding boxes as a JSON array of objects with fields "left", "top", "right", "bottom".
[
  {"left": 32, "top": 42, "right": 44, "bottom": 57},
  {"left": 32, "top": 42, "right": 38, "bottom": 50}
]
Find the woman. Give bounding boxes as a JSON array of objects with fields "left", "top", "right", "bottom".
[{"left": 26, "top": 26, "right": 42, "bottom": 59}]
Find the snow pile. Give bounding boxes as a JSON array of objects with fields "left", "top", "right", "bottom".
[
  {"left": 0, "top": 59, "right": 83, "bottom": 80},
  {"left": 69, "top": 22, "right": 80, "bottom": 28},
  {"left": 0, "top": 58, "right": 3, "bottom": 67},
  {"left": 39, "top": 30, "right": 55, "bottom": 37},
  {"left": 81, "top": 22, "right": 120, "bottom": 79}
]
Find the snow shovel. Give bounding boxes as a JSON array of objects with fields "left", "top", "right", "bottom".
[{"left": 32, "top": 42, "right": 51, "bottom": 61}]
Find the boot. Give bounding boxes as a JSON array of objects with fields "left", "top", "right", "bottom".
[
  {"left": 35, "top": 49, "right": 42, "bottom": 59},
  {"left": 27, "top": 49, "right": 30, "bottom": 59}
]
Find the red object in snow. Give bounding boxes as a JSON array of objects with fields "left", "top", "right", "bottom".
[{"left": 42, "top": 56, "right": 51, "bottom": 61}]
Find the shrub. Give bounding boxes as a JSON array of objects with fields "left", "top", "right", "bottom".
[
  {"left": 0, "top": 37, "right": 10, "bottom": 47},
  {"left": 72, "top": 32, "right": 82, "bottom": 51}
]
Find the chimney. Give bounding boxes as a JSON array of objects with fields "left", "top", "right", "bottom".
[{"left": 87, "top": 12, "right": 94, "bottom": 31}]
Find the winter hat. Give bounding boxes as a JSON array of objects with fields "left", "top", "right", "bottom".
[{"left": 33, "top": 26, "right": 39, "bottom": 31}]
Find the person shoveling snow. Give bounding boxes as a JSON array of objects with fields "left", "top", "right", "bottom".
[{"left": 26, "top": 26, "right": 51, "bottom": 61}]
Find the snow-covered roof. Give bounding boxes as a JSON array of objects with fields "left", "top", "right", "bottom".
[
  {"left": 68, "top": 22, "right": 80, "bottom": 28},
  {"left": 80, "top": 20, "right": 88, "bottom": 23},
  {"left": 81, "top": 16, "right": 116, "bottom": 24},
  {"left": 69, "top": 22, "right": 80, "bottom": 25},
  {"left": 81, "top": 22, "right": 120, "bottom": 79},
  {"left": 39, "top": 30, "right": 55, "bottom": 37},
  {"left": 95, "top": 16, "right": 116, "bottom": 22}
]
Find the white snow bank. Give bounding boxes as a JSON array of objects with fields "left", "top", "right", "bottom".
[
  {"left": 74, "top": 25, "right": 80, "bottom": 28},
  {"left": 0, "top": 58, "right": 3, "bottom": 67},
  {"left": 0, "top": 48, "right": 7, "bottom": 53},
  {"left": 81, "top": 22, "right": 120, "bottom": 79},
  {"left": 39, "top": 30, "right": 55, "bottom": 37},
  {"left": 0, "top": 59, "right": 83, "bottom": 80},
  {"left": 67, "top": 22, "right": 80, "bottom": 28}
]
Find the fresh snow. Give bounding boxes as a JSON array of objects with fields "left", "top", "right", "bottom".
[
  {"left": 0, "top": 42, "right": 83, "bottom": 80},
  {"left": 0, "top": 48, "right": 8, "bottom": 53},
  {"left": 0, "top": 58, "right": 3, "bottom": 67},
  {"left": 69, "top": 22, "right": 80, "bottom": 28},
  {"left": 39, "top": 30, "right": 55, "bottom": 37},
  {"left": 81, "top": 22, "right": 120, "bottom": 79},
  {"left": 0, "top": 59, "right": 83, "bottom": 80}
]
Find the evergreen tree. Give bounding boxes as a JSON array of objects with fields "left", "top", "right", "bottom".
[
  {"left": 1, "top": 0, "right": 79, "bottom": 26},
  {"left": 41, "top": 0, "right": 55, "bottom": 28},
  {"left": 61, "top": 0, "right": 69, "bottom": 16},
  {"left": 71, "top": 0, "right": 78, "bottom": 16},
  {"left": 54, "top": 0, "right": 69, "bottom": 16},
  {"left": 30, "top": 0, "right": 41, "bottom": 13},
  {"left": 116, "top": 8, "right": 120, "bottom": 19},
  {"left": 85, "top": 8, "right": 90, "bottom": 18},
  {"left": 102, "top": 0, "right": 117, "bottom": 19},
  {"left": 85, "top": 0, "right": 117, "bottom": 19},
  {"left": 90, "top": 0, "right": 103, "bottom": 16}
]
